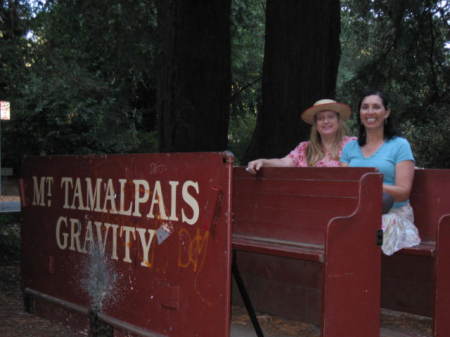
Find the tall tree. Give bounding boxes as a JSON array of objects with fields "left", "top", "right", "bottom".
[
  {"left": 157, "top": 0, "right": 231, "bottom": 152},
  {"left": 245, "top": 0, "right": 342, "bottom": 160}
]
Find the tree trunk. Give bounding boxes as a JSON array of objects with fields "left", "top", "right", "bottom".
[
  {"left": 157, "top": 0, "right": 231, "bottom": 153},
  {"left": 245, "top": 0, "right": 341, "bottom": 161}
]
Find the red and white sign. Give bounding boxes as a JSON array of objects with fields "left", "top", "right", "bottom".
[
  {"left": 21, "top": 152, "right": 233, "bottom": 337},
  {"left": 0, "top": 101, "right": 10, "bottom": 120}
]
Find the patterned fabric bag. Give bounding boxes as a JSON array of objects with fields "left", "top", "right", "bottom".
[{"left": 381, "top": 203, "right": 421, "bottom": 256}]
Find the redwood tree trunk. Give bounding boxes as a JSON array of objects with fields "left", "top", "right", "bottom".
[
  {"left": 157, "top": 0, "right": 231, "bottom": 153},
  {"left": 245, "top": 0, "right": 341, "bottom": 161}
]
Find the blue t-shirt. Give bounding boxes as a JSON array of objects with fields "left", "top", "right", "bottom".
[{"left": 340, "top": 137, "right": 415, "bottom": 208}]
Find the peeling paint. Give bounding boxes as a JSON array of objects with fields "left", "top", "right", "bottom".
[{"left": 81, "top": 246, "right": 118, "bottom": 312}]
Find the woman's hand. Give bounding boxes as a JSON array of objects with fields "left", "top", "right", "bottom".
[
  {"left": 246, "top": 159, "right": 265, "bottom": 174},
  {"left": 246, "top": 157, "right": 295, "bottom": 175}
]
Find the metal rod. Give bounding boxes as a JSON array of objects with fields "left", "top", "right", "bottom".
[
  {"left": 24, "top": 288, "right": 166, "bottom": 337},
  {"left": 97, "top": 312, "right": 167, "bottom": 337},
  {"left": 24, "top": 287, "right": 89, "bottom": 315},
  {"left": 232, "top": 251, "right": 265, "bottom": 337}
]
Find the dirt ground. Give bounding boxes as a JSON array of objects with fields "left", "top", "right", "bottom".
[
  {"left": 0, "top": 265, "right": 86, "bottom": 337},
  {"left": 231, "top": 305, "right": 432, "bottom": 337},
  {"left": 0, "top": 204, "right": 86, "bottom": 337}
]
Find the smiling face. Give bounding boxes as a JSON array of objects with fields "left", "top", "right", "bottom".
[
  {"left": 314, "top": 110, "right": 339, "bottom": 137},
  {"left": 359, "top": 94, "right": 390, "bottom": 130}
]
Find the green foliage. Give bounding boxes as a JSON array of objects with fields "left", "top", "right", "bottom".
[
  {"left": 231, "top": 0, "right": 265, "bottom": 85},
  {"left": 0, "top": 214, "right": 22, "bottom": 264},
  {"left": 0, "top": 1, "right": 32, "bottom": 96},
  {"left": 10, "top": 61, "right": 139, "bottom": 157},
  {"left": 401, "top": 104, "right": 450, "bottom": 168},
  {"left": 230, "top": 0, "right": 265, "bottom": 162},
  {"left": 338, "top": 0, "right": 450, "bottom": 167},
  {"left": 134, "top": 130, "right": 159, "bottom": 154},
  {"left": 1, "top": 1, "right": 34, "bottom": 170},
  {"left": 2, "top": 0, "right": 159, "bottom": 171},
  {"left": 0, "top": 213, "right": 21, "bottom": 226},
  {"left": 228, "top": 111, "right": 256, "bottom": 165},
  {"left": 1, "top": 0, "right": 449, "bottom": 169}
]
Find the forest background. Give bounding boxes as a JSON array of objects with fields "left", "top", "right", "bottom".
[{"left": 0, "top": 0, "right": 449, "bottom": 171}]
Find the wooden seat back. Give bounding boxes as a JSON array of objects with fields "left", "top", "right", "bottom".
[
  {"left": 232, "top": 166, "right": 378, "bottom": 247},
  {"left": 410, "top": 169, "right": 450, "bottom": 243}
]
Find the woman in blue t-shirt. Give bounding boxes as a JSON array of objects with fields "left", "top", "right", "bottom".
[{"left": 340, "top": 90, "right": 420, "bottom": 255}]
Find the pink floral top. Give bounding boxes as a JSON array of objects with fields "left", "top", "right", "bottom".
[{"left": 287, "top": 136, "right": 356, "bottom": 167}]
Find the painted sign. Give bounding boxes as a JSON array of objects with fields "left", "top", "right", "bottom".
[
  {"left": 20, "top": 152, "right": 233, "bottom": 337},
  {"left": 0, "top": 101, "right": 10, "bottom": 120}
]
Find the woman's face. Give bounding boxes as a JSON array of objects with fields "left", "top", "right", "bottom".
[
  {"left": 315, "top": 110, "right": 339, "bottom": 137},
  {"left": 359, "top": 94, "right": 390, "bottom": 130}
]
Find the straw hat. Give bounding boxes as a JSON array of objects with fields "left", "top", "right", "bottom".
[{"left": 301, "top": 98, "right": 351, "bottom": 125}]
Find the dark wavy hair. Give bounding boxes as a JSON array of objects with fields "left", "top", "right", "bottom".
[{"left": 357, "top": 90, "right": 399, "bottom": 146}]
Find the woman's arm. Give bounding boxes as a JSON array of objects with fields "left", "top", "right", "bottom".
[
  {"left": 383, "top": 160, "right": 415, "bottom": 202},
  {"left": 246, "top": 156, "right": 295, "bottom": 175}
]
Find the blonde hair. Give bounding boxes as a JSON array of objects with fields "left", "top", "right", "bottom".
[{"left": 306, "top": 113, "right": 348, "bottom": 167}]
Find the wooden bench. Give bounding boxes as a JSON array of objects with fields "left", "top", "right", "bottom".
[
  {"left": 381, "top": 169, "right": 450, "bottom": 337},
  {"left": 232, "top": 167, "right": 383, "bottom": 337}
]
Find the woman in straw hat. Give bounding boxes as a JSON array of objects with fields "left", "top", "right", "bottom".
[
  {"left": 340, "top": 90, "right": 420, "bottom": 255},
  {"left": 246, "top": 98, "right": 355, "bottom": 173}
]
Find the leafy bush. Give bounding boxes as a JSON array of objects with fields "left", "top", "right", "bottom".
[
  {"left": 0, "top": 214, "right": 22, "bottom": 265},
  {"left": 228, "top": 112, "right": 256, "bottom": 165},
  {"left": 401, "top": 103, "right": 450, "bottom": 168}
]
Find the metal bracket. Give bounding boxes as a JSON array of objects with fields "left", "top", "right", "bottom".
[{"left": 376, "top": 229, "right": 383, "bottom": 246}]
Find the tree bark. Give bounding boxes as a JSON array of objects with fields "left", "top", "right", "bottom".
[
  {"left": 245, "top": 0, "right": 341, "bottom": 161},
  {"left": 157, "top": 0, "right": 231, "bottom": 152}
]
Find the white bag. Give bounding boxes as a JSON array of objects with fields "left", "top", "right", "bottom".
[{"left": 381, "top": 203, "right": 421, "bottom": 256}]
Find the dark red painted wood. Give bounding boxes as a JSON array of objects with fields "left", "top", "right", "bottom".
[
  {"left": 435, "top": 214, "right": 450, "bottom": 337},
  {"left": 381, "top": 169, "right": 450, "bottom": 337},
  {"left": 322, "top": 172, "right": 382, "bottom": 337},
  {"left": 232, "top": 167, "right": 376, "bottom": 246},
  {"left": 232, "top": 167, "right": 383, "bottom": 337},
  {"left": 410, "top": 169, "right": 450, "bottom": 242},
  {"left": 20, "top": 152, "right": 233, "bottom": 337},
  {"left": 21, "top": 155, "right": 450, "bottom": 337}
]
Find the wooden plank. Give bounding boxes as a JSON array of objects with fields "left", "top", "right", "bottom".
[
  {"left": 322, "top": 172, "right": 382, "bottom": 337},
  {"left": 410, "top": 169, "right": 450, "bottom": 242},
  {"left": 233, "top": 167, "right": 364, "bottom": 246},
  {"left": 232, "top": 234, "right": 324, "bottom": 262},
  {"left": 434, "top": 214, "right": 450, "bottom": 337}
]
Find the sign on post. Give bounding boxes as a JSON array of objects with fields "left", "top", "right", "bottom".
[
  {"left": 0, "top": 101, "right": 10, "bottom": 120},
  {"left": 0, "top": 101, "right": 10, "bottom": 195}
]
